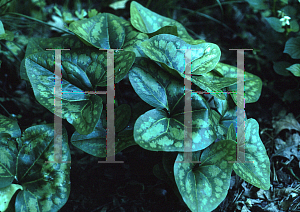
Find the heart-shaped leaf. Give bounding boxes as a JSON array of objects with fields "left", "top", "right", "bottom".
[
  {"left": 16, "top": 124, "right": 71, "bottom": 212},
  {"left": 25, "top": 50, "right": 103, "bottom": 135},
  {"left": 133, "top": 77, "right": 217, "bottom": 152},
  {"left": 284, "top": 36, "right": 300, "bottom": 59},
  {"left": 25, "top": 47, "right": 135, "bottom": 135},
  {"left": 140, "top": 34, "right": 221, "bottom": 75},
  {"left": 68, "top": 13, "right": 126, "bottom": 49},
  {"left": 130, "top": 1, "right": 193, "bottom": 41},
  {"left": 174, "top": 139, "right": 236, "bottom": 212},
  {"left": 233, "top": 119, "right": 270, "bottom": 190}
]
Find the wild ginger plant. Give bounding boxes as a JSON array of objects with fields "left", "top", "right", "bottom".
[{"left": 0, "top": 1, "right": 269, "bottom": 212}]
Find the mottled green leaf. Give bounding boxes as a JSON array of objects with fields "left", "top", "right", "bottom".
[
  {"left": 0, "top": 114, "right": 21, "bottom": 138},
  {"left": 211, "top": 93, "right": 247, "bottom": 140},
  {"left": 16, "top": 124, "right": 71, "bottom": 212},
  {"left": 226, "top": 123, "right": 236, "bottom": 141},
  {"left": 174, "top": 140, "right": 236, "bottom": 212},
  {"left": 25, "top": 49, "right": 106, "bottom": 135},
  {"left": 213, "top": 92, "right": 235, "bottom": 117},
  {"left": 159, "top": 62, "right": 185, "bottom": 80},
  {"left": 65, "top": 49, "right": 134, "bottom": 87},
  {"left": 133, "top": 78, "right": 217, "bottom": 152},
  {"left": 20, "top": 35, "right": 87, "bottom": 81},
  {"left": 71, "top": 119, "right": 136, "bottom": 157},
  {"left": 233, "top": 119, "right": 270, "bottom": 190},
  {"left": 211, "top": 110, "right": 229, "bottom": 140},
  {"left": 129, "top": 58, "right": 170, "bottom": 110},
  {"left": 102, "top": 16, "right": 149, "bottom": 58},
  {"left": 0, "top": 134, "right": 18, "bottom": 188},
  {"left": 96, "top": 50, "right": 136, "bottom": 86},
  {"left": 61, "top": 60, "right": 93, "bottom": 91},
  {"left": 71, "top": 119, "right": 106, "bottom": 157},
  {"left": 140, "top": 34, "right": 220, "bottom": 76},
  {"left": 130, "top": 1, "right": 193, "bottom": 40},
  {"left": 214, "top": 62, "right": 262, "bottom": 104},
  {"left": 191, "top": 71, "right": 237, "bottom": 100},
  {"left": 69, "top": 13, "right": 126, "bottom": 49},
  {"left": 15, "top": 190, "right": 40, "bottom": 211}
]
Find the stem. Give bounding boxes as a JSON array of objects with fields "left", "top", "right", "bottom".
[
  {"left": 146, "top": 0, "right": 152, "bottom": 8},
  {"left": 0, "top": 103, "right": 11, "bottom": 116}
]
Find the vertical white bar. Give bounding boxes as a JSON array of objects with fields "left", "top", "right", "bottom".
[
  {"left": 183, "top": 49, "right": 193, "bottom": 163},
  {"left": 45, "top": 49, "right": 70, "bottom": 164},
  {"left": 228, "top": 49, "right": 253, "bottom": 164},
  {"left": 98, "top": 49, "right": 123, "bottom": 164}
]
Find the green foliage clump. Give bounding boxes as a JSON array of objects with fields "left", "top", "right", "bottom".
[{"left": 0, "top": 1, "right": 269, "bottom": 212}]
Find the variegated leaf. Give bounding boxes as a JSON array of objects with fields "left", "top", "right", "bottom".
[
  {"left": 140, "top": 34, "right": 220, "bottom": 76},
  {"left": 174, "top": 140, "right": 236, "bottom": 212},
  {"left": 233, "top": 119, "right": 271, "bottom": 190}
]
